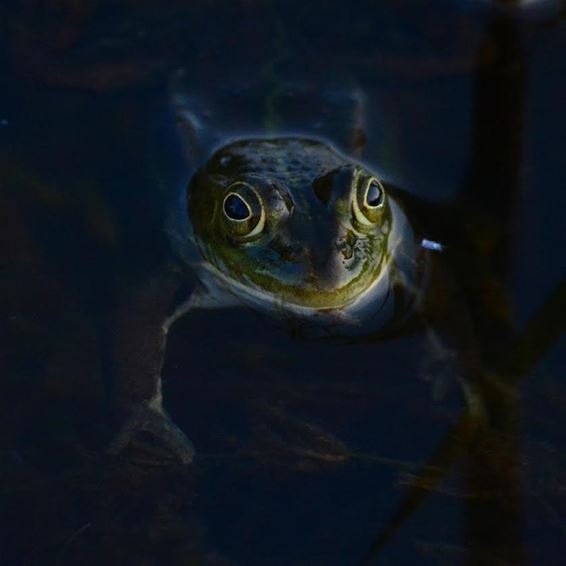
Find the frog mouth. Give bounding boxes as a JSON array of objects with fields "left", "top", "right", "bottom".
[{"left": 200, "top": 254, "right": 392, "bottom": 315}]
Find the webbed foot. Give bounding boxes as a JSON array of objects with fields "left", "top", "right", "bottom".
[{"left": 109, "top": 404, "right": 194, "bottom": 465}]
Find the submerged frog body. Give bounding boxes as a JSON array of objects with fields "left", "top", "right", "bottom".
[
  {"left": 187, "top": 138, "right": 425, "bottom": 337},
  {"left": 112, "top": 135, "right": 435, "bottom": 463}
]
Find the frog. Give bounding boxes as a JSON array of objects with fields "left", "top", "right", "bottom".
[
  {"left": 110, "top": 81, "right": 452, "bottom": 470},
  {"left": 109, "top": 128, "right": 444, "bottom": 465}
]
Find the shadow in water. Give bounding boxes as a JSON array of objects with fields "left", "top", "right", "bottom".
[{"left": 360, "top": 9, "right": 566, "bottom": 566}]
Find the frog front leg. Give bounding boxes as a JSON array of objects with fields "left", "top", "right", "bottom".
[{"left": 108, "top": 266, "right": 196, "bottom": 464}]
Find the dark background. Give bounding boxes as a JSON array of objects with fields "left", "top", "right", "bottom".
[{"left": 0, "top": 1, "right": 565, "bottom": 564}]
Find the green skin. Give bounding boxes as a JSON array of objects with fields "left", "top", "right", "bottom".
[{"left": 188, "top": 138, "right": 404, "bottom": 316}]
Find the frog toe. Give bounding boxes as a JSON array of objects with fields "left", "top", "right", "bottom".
[{"left": 109, "top": 405, "right": 195, "bottom": 465}]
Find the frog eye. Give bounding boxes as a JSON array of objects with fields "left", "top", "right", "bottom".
[
  {"left": 353, "top": 176, "right": 385, "bottom": 227},
  {"left": 222, "top": 182, "right": 266, "bottom": 241},
  {"left": 365, "top": 179, "right": 384, "bottom": 208},
  {"left": 223, "top": 193, "right": 251, "bottom": 220}
]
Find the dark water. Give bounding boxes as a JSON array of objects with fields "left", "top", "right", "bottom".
[{"left": 1, "top": 1, "right": 565, "bottom": 565}]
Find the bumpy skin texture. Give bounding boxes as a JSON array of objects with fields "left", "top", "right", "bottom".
[{"left": 189, "top": 138, "right": 395, "bottom": 312}]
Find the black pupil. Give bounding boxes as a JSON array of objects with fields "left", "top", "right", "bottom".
[
  {"left": 224, "top": 194, "right": 250, "bottom": 220},
  {"left": 366, "top": 181, "right": 383, "bottom": 207}
]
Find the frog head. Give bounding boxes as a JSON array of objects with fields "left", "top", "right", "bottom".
[{"left": 188, "top": 137, "right": 416, "bottom": 331}]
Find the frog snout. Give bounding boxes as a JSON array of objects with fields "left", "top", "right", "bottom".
[
  {"left": 276, "top": 236, "right": 350, "bottom": 290},
  {"left": 279, "top": 243, "right": 307, "bottom": 263},
  {"left": 307, "top": 247, "right": 345, "bottom": 289}
]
